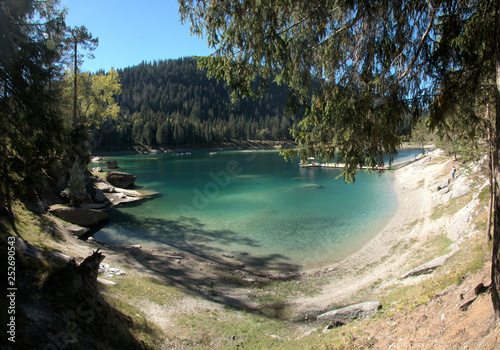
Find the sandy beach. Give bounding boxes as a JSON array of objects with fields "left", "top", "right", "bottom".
[{"left": 290, "top": 152, "right": 448, "bottom": 315}]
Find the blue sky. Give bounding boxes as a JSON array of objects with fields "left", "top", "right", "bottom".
[{"left": 60, "top": 0, "right": 213, "bottom": 72}]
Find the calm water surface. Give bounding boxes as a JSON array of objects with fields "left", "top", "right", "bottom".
[{"left": 93, "top": 150, "right": 420, "bottom": 272}]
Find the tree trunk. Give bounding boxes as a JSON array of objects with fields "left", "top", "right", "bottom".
[
  {"left": 487, "top": 120, "right": 494, "bottom": 243},
  {"left": 73, "top": 33, "right": 78, "bottom": 127},
  {"left": 492, "top": 0, "right": 500, "bottom": 319}
]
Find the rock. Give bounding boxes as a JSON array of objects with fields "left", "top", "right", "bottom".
[
  {"left": 66, "top": 225, "right": 90, "bottom": 238},
  {"left": 48, "top": 250, "right": 73, "bottom": 263},
  {"left": 103, "top": 190, "right": 139, "bottom": 206},
  {"left": 107, "top": 160, "right": 118, "bottom": 169},
  {"left": 24, "top": 199, "right": 47, "bottom": 214},
  {"left": 94, "top": 189, "right": 107, "bottom": 202},
  {"left": 436, "top": 178, "right": 450, "bottom": 191},
  {"left": 94, "top": 181, "right": 116, "bottom": 193},
  {"left": 97, "top": 277, "right": 117, "bottom": 286},
  {"left": 99, "top": 262, "right": 126, "bottom": 279},
  {"left": 78, "top": 203, "right": 106, "bottom": 210},
  {"left": 106, "top": 171, "right": 136, "bottom": 189},
  {"left": 451, "top": 178, "right": 470, "bottom": 199},
  {"left": 49, "top": 205, "right": 109, "bottom": 228},
  {"left": 401, "top": 252, "right": 454, "bottom": 278},
  {"left": 91, "top": 156, "right": 104, "bottom": 162},
  {"left": 15, "top": 237, "right": 44, "bottom": 260},
  {"left": 317, "top": 301, "right": 382, "bottom": 324},
  {"left": 91, "top": 167, "right": 103, "bottom": 172}
]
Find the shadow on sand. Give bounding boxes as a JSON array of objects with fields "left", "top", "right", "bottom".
[{"left": 95, "top": 208, "right": 302, "bottom": 317}]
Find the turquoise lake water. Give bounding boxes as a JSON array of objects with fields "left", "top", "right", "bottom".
[{"left": 93, "top": 149, "right": 421, "bottom": 272}]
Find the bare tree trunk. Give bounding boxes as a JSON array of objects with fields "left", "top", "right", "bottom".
[
  {"left": 73, "top": 33, "right": 78, "bottom": 127},
  {"left": 488, "top": 119, "right": 494, "bottom": 243},
  {"left": 492, "top": 0, "right": 500, "bottom": 319}
]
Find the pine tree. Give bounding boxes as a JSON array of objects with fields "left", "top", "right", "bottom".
[
  {"left": 179, "top": 0, "right": 500, "bottom": 317},
  {"left": 0, "top": 0, "right": 66, "bottom": 202}
]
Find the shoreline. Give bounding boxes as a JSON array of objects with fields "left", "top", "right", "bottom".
[
  {"left": 290, "top": 151, "right": 448, "bottom": 314},
  {"left": 92, "top": 140, "right": 294, "bottom": 156},
  {"left": 45, "top": 149, "right": 453, "bottom": 323},
  {"left": 88, "top": 147, "right": 429, "bottom": 278},
  {"left": 91, "top": 140, "right": 429, "bottom": 157}
]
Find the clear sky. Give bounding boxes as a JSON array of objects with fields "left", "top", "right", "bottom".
[{"left": 60, "top": 0, "right": 213, "bottom": 72}]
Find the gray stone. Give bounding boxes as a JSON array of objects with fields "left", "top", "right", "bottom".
[
  {"left": 97, "top": 277, "right": 117, "bottom": 286},
  {"left": 15, "top": 237, "right": 44, "bottom": 260},
  {"left": 48, "top": 250, "right": 73, "bottom": 263},
  {"left": 107, "top": 160, "right": 118, "bottom": 169},
  {"left": 317, "top": 301, "right": 382, "bottom": 324},
  {"left": 401, "top": 252, "right": 454, "bottom": 279},
  {"left": 49, "top": 205, "right": 109, "bottom": 228},
  {"left": 24, "top": 199, "right": 47, "bottom": 214},
  {"left": 451, "top": 178, "right": 470, "bottom": 199},
  {"left": 66, "top": 225, "right": 90, "bottom": 238},
  {"left": 94, "top": 181, "right": 116, "bottom": 193},
  {"left": 436, "top": 178, "right": 450, "bottom": 191},
  {"left": 91, "top": 167, "right": 103, "bottom": 172},
  {"left": 94, "top": 189, "right": 107, "bottom": 202},
  {"left": 106, "top": 171, "right": 136, "bottom": 189},
  {"left": 99, "top": 262, "right": 126, "bottom": 279}
]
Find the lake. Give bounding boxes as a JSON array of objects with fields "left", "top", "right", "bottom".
[{"left": 93, "top": 149, "right": 421, "bottom": 272}]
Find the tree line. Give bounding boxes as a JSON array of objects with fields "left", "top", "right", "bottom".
[{"left": 93, "top": 57, "right": 299, "bottom": 150}]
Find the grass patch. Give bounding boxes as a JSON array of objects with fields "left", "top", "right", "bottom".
[
  {"left": 103, "top": 292, "right": 165, "bottom": 348},
  {"left": 169, "top": 308, "right": 327, "bottom": 349},
  {"left": 431, "top": 193, "right": 472, "bottom": 220},
  {"left": 380, "top": 233, "right": 490, "bottom": 315},
  {"left": 101, "top": 273, "right": 185, "bottom": 306},
  {"left": 406, "top": 234, "right": 453, "bottom": 271},
  {"left": 477, "top": 186, "right": 491, "bottom": 205},
  {"left": 2, "top": 201, "right": 64, "bottom": 249},
  {"left": 253, "top": 277, "right": 323, "bottom": 319}
]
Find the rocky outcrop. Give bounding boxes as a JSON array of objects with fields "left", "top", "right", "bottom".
[
  {"left": 451, "top": 177, "right": 470, "bottom": 199},
  {"left": 317, "top": 301, "right": 382, "bottom": 325},
  {"left": 48, "top": 205, "right": 109, "bottom": 228},
  {"left": 436, "top": 178, "right": 450, "bottom": 192},
  {"left": 401, "top": 252, "right": 454, "bottom": 279},
  {"left": 106, "top": 171, "right": 136, "bottom": 189}
]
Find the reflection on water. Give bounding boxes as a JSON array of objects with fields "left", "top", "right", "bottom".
[{"left": 93, "top": 150, "right": 420, "bottom": 271}]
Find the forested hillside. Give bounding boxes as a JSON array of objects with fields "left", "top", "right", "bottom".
[{"left": 94, "top": 57, "right": 297, "bottom": 150}]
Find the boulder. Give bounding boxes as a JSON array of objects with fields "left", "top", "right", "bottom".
[
  {"left": 66, "top": 225, "right": 90, "bottom": 238},
  {"left": 94, "top": 181, "right": 116, "bottom": 193},
  {"left": 94, "top": 189, "right": 108, "bottom": 202},
  {"left": 106, "top": 171, "right": 136, "bottom": 189},
  {"left": 317, "top": 301, "right": 382, "bottom": 325},
  {"left": 451, "top": 178, "right": 470, "bottom": 199},
  {"left": 107, "top": 160, "right": 118, "bottom": 169},
  {"left": 49, "top": 205, "right": 109, "bottom": 228},
  {"left": 401, "top": 252, "right": 454, "bottom": 279}
]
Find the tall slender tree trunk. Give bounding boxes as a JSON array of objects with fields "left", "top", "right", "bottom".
[
  {"left": 487, "top": 115, "right": 494, "bottom": 243},
  {"left": 73, "top": 33, "right": 78, "bottom": 127},
  {"left": 492, "top": 0, "right": 500, "bottom": 319}
]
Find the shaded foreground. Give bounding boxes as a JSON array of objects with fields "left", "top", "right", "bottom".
[{"left": 2, "top": 149, "right": 500, "bottom": 348}]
